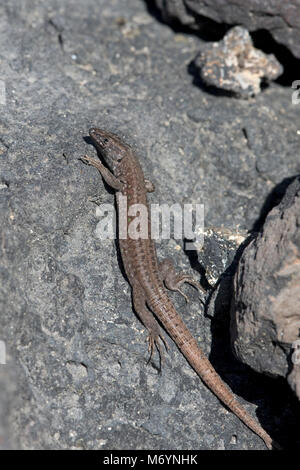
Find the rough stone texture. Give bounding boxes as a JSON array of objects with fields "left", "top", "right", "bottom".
[
  {"left": 154, "top": 0, "right": 300, "bottom": 59},
  {"left": 230, "top": 177, "right": 300, "bottom": 397},
  {"left": 0, "top": 0, "right": 300, "bottom": 450},
  {"left": 194, "top": 26, "right": 283, "bottom": 98}
]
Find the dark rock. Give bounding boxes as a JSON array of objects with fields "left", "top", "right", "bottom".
[
  {"left": 194, "top": 26, "right": 283, "bottom": 98},
  {"left": 154, "top": 0, "right": 300, "bottom": 59},
  {"left": 230, "top": 177, "right": 300, "bottom": 398}
]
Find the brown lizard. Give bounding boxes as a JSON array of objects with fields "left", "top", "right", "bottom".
[{"left": 82, "top": 127, "right": 277, "bottom": 450}]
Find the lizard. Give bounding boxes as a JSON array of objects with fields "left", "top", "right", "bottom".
[{"left": 81, "top": 127, "right": 277, "bottom": 450}]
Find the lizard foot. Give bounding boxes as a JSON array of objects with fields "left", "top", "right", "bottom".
[
  {"left": 80, "top": 155, "right": 100, "bottom": 167},
  {"left": 147, "top": 333, "right": 168, "bottom": 367},
  {"left": 172, "top": 274, "right": 205, "bottom": 304},
  {"left": 159, "top": 259, "right": 205, "bottom": 304}
]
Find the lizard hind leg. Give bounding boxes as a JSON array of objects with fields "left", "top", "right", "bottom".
[
  {"left": 132, "top": 286, "right": 168, "bottom": 367},
  {"left": 159, "top": 259, "right": 205, "bottom": 303}
]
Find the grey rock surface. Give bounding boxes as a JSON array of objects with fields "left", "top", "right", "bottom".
[
  {"left": 154, "top": 0, "right": 300, "bottom": 59},
  {"left": 0, "top": 0, "right": 300, "bottom": 450},
  {"left": 194, "top": 26, "right": 283, "bottom": 98},
  {"left": 230, "top": 177, "right": 300, "bottom": 396}
]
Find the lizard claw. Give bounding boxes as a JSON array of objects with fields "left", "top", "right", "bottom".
[
  {"left": 181, "top": 277, "right": 206, "bottom": 306},
  {"left": 147, "top": 335, "right": 155, "bottom": 363},
  {"left": 80, "top": 155, "right": 94, "bottom": 165},
  {"left": 147, "top": 333, "right": 168, "bottom": 367},
  {"left": 176, "top": 288, "right": 189, "bottom": 303}
]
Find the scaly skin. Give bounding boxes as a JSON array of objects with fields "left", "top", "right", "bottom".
[{"left": 82, "top": 127, "right": 277, "bottom": 450}]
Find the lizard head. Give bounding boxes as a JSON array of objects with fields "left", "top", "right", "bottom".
[{"left": 89, "top": 128, "right": 130, "bottom": 173}]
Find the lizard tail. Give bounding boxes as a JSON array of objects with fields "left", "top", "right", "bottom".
[
  {"left": 153, "top": 299, "right": 278, "bottom": 450},
  {"left": 180, "top": 335, "right": 277, "bottom": 449}
]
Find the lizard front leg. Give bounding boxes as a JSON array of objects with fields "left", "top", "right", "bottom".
[
  {"left": 159, "top": 259, "right": 205, "bottom": 303},
  {"left": 81, "top": 155, "right": 124, "bottom": 191},
  {"left": 132, "top": 284, "right": 167, "bottom": 362}
]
